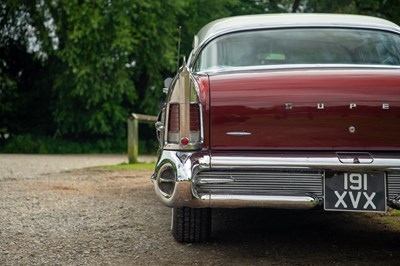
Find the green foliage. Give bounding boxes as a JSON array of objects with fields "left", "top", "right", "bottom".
[
  {"left": 307, "top": 0, "right": 400, "bottom": 25},
  {"left": 51, "top": 0, "right": 138, "bottom": 138},
  {"left": 1, "top": 0, "right": 400, "bottom": 154},
  {"left": 0, "top": 59, "right": 17, "bottom": 128},
  {"left": 1, "top": 134, "right": 125, "bottom": 154},
  {"left": 0, "top": 133, "right": 157, "bottom": 154},
  {"left": 1, "top": 0, "right": 182, "bottom": 144},
  {"left": 178, "top": 0, "right": 240, "bottom": 58}
]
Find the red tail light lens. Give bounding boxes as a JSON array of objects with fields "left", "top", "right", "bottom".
[
  {"left": 168, "top": 104, "right": 180, "bottom": 132},
  {"left": 190, "top": 104, "right": 200, "bottom": 131},
  {"left": 189, "top": 103, "right": 201, "bottom": 143}
]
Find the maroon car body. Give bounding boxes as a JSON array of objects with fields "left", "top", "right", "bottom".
[
  {"left": 209, "top": 69, "right": 400, "bottom": 150},
  {"left": 152, "top": 14, "right": 400, "bottom": 243}
]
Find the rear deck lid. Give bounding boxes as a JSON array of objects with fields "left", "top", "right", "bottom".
[{"left": 209, "top": 69, "right": 400, "bottom": 150}]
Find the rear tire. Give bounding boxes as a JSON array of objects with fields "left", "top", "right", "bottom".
[{"left": 171, "top": 207, "right": 211, "bottom": 243}]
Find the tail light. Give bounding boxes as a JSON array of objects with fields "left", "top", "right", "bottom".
[
  {"left": 166, "top": 102, "right": 202, "bottom": 148},
  {"left": 189, "top": 103, "right": 201, "bottom": 143},
  {"left": 164, "top": 66, "right": 203, "bottom": 150},
  {"left": 167, "top": 104, "right": 180, "bottom": 143},
  {"left": 190, "top": 104, "right": 200, "bottom": 131}
]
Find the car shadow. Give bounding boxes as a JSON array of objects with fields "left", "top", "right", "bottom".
[{"left": 209, "top": 208, "right": 399, "bottom": 264}]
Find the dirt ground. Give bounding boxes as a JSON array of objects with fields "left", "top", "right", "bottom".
[{"left": 1, "top": 156, "right": 400, "bottom": 265}]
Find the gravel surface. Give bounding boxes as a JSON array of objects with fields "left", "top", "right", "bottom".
[
  {"left": 1, "top": 154, "right": 400, "bottom": 265},
  {"left": 0, "top": 154, "right": 154, "bottom": 180}
]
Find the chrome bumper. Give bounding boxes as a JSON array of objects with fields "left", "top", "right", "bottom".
[
  {"left": 392, "top": 196, "right": 400, "bottom": 209},
  {"left": 151, "top": 150, "right": 400, "bottom": 210}
]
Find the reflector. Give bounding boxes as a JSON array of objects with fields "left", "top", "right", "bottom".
[{"left": 181, "top": 137, "right": 189, "bottom": 146}]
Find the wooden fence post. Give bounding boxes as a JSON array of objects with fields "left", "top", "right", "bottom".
[
  {"left": 127, "top": 113, "right": 157, "bottom": 164},
  {"left": 127, "top": 116, "right": 139, "bottom": 163}
]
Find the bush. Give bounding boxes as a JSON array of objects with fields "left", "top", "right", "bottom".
[{"left": 0, "top": 134, "right": 157, "bottom": 154}]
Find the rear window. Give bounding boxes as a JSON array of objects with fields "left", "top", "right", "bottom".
[{"left": 194, "top": 28, "right": 400, "bottom": 72}]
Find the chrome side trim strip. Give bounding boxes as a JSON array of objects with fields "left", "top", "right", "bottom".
[
  {"left": 200, "top": 194, "right": 319, "bottom": 209},
  {"left": 196, "top": 178, "right": 234, "bottom": 184},
  {"left": 226, "top": 131, "right": 252, "bottom": 136},
  {"left": 211, "top": 155, "right": 400, "bottom": 171}
]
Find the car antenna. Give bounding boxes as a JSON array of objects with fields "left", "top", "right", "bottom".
[{"left": 176, "top": 26, "right": 182, "bottom": 73}]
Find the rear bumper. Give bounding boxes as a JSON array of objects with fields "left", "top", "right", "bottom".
[
  {"left": 151, "top": 150, "right": 400, "bottom": 210},
  {"left": 392, "top": 196, "right": 400, "bottom": 209}
]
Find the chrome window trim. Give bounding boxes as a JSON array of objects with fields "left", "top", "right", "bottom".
[
  {"left": 189, "top": 26, "right": 400, "bottom": 72},
  {"left": 194, "top": 14, "right": 400, "bottom": 50},
  {"left": 193, "top": 25, "right": 400, "bottom": 55},
  {"left": 194, "top": 64, "right": 400, "bottom": 75}
]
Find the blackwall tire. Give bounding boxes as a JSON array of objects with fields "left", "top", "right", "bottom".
[{"left": 171, "top": 207, "right": 211, "bottom": 243}]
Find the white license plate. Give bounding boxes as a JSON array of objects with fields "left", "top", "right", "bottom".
[{"left": 324, "top": 172, "right": 386, "bottom": 213}]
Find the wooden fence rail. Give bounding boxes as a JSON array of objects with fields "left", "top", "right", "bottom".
[{"left": 127, "top": 113, "right": 157, "bottom": 163}]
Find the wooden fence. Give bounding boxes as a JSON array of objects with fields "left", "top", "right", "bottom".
[{"left": 127, "top": 113, "right": 157, "bottom": 163}]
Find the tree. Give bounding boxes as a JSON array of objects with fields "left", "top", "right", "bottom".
[
  {"left": 307, "top": 0, "right": 400, "bottom": 25},
  {"left": 1, "top": 0, "right": 183, "bottom": 144},
  {"left": 0, "top": 1, "right": 55, "bottom": 137},
  {"left": 1, "top": 0, "right": 400, "bottom": 152}
]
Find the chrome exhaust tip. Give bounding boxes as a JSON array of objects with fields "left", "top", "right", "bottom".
[{"left": 156, "top": 163, "right": 176, "bottom": 198}]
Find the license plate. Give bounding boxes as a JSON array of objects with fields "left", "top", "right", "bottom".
[{"left": 324, "top": 171, "right": 386, "bottom": 213}]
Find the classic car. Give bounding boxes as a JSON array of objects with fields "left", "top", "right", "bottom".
[{"left": 151, "top": 13, "right": 400, "bottom": 243}]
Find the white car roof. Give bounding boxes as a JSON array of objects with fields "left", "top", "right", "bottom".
[{"left": 193, "top": 13, "right": 400, "bottom": 52}]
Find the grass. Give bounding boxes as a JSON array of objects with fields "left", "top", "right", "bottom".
[
  {"left": 361, "top": 208, "right": 400, "bottom": 230},
  {"left": 97, "top": 162, "right": 156, "bottom": 171}
]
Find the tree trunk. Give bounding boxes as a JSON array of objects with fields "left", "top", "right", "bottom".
[{"left": 292, "top": 0, "right": 301, "bottom": 13}]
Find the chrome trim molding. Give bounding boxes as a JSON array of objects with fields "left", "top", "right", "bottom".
[
  {"left": 337, "top": 152, "right": 374, "bottom": 164},
  {"left": 226, "top": 131, "right": 252, "bottom": 136},
  {"left": 200, "top": 194, "right": 319, "bottom": 209},
  {"left": 210, "top": 154, "right": 400, "bottom": 171}
]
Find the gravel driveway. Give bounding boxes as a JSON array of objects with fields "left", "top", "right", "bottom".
[
  {"left": 1, "top": 154, "right": 399, "bottom": 265},
  {"left": 0, "top": 154, "right": 155, "bottom": 180}
]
